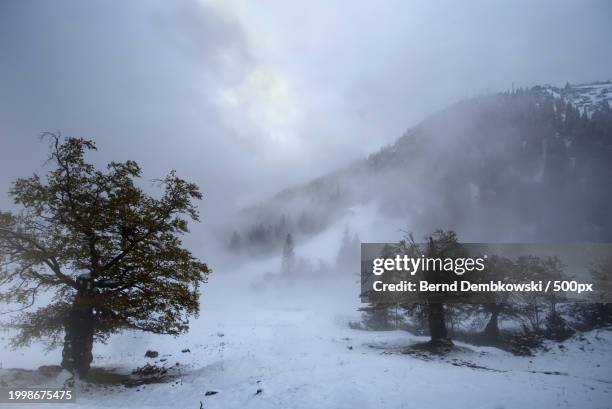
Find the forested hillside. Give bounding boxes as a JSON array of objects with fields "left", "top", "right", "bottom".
[{"left": 232, "top": 82, "right": 612, "bottom": 253}]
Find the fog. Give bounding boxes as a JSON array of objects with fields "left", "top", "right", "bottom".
[
  {"left": 2, "top": 0, "right": 611, "bottom": 232},
  {"left": 2, "top": 5, "right": 612, "bottom": 406}
]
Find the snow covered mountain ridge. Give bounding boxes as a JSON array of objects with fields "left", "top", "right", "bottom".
[{"left": 537, "top": 81, "right": 612, "bottom": 115}]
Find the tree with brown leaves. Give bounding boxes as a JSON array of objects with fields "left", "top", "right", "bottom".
[{"left": 0, "top": 134, "right": 210, "bottom": 377}]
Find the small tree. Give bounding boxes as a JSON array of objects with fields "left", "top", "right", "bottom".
[
  {"left": 0, "top": 135, "right": 210, "bottom": 377},
  {"left": 281, "top": 233, "right": 295, "bottom": 274},
  {"left": 336, "top": 226, "right": 360, "bottom": 273},
  {"left": 228, "top": 231, "right": 242, "bottom": 252},
  {"left": 336, "top": 226, "right": 352, "bottom": 268},
  {"left": 514, "top": 255, "right": 549, "bottom": 333},
  {"left": 570, "top": 256, "right": 612, "bottom": 330},
  {"left": 360, "top": 243, "right": 398, "bottom": 330},
  {"left": 359, "top": 303, "right": 397, "bottom": 330}
]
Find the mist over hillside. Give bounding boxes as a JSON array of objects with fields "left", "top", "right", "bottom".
[{"left": 231, "top": 81, "right": 612, "bottom": 253}]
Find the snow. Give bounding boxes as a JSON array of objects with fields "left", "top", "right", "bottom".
[
  {"left": 541, "top": 82, "right": 612, "bottom": 116},
  {"left": 1, "top": 249, "right": 612, "bottom": 408}
]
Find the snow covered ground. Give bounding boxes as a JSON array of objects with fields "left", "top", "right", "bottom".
[{"left": 1, "top": 252, "right": 611, "bottom": 409}]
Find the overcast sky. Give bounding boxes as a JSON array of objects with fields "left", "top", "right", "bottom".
[{"left": 1, "top": 0, "right": 611, "bottom": 220}]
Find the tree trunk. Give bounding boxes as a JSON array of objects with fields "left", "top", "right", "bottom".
[
  {"left": 61, "top": 276, "right": 95, "bottom": 378},
  {"left": 428, "top": 302, "right": 450, "bottom": 345},
  {"left": 483, "top": 308, "right": 500, "bottom": 341},
  {"left": 425, "top": 237, "right": 452, "bottom": 347}
]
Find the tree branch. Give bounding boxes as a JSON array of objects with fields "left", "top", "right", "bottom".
[{"left": 0, "top": 227, "right": 77, "bottom": 288}]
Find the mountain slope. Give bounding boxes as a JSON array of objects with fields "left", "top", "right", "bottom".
[
  {"left": 234, "top": 82, "right": 612, "bottom": 251},
  {"left": 539, "top": 81, "right": 612, "bottom": 114}
]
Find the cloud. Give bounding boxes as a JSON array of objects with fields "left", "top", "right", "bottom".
[{"left": 1, "top": 0, "right": 611, "bottom": 231}]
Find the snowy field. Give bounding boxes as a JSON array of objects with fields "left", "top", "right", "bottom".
[{"left": 1, "top": 252, "right": 611, "bottom": 409}]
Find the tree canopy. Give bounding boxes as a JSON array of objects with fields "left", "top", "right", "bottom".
[{"left": 0, "top": 135, "right": 210, "bottom": 361}]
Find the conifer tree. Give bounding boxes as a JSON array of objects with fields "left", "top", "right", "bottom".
[
  {"left": 229, "top": 231, "right": 242, "bottom": 252},
  {"left": 336, "top": 226, "right": 351, "bottom": 267},
  {"left": 359, "top": 243, "right": 397, "bottom": 330},
  {"left": 281, "top": 233, "right": 295, "bottom": 274}
]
